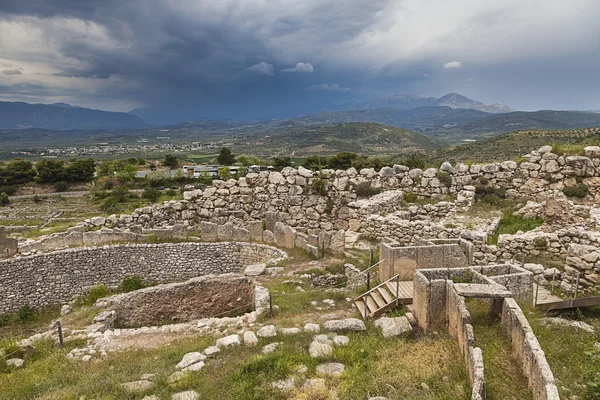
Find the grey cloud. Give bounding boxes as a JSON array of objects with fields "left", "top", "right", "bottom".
[
  {"left": 1, "top": 69, "right": 21, "bottom": 75},
  {"left": 282, "top": 62, "right": 314, "bottom": 73},
  {"left": 307, "top": 83, "right": 351, "bottom": 92}
]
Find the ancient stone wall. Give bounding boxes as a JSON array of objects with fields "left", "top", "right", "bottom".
[
  {"left": 0, "top": 227, "right": 18, "bottom": 259},
  {"left": 379, "top": 241, "right": 470, "bottom": 281},
  {"left": 501, "top": 298, "right": 560, "bottom": 400},
  {"left": 95, "top": 274, "right": 253, "bottom": 327},
  {"left": 0, "top": 242, "right": 286, "bottom": 315}
]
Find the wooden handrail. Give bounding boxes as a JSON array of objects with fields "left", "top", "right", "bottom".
[
  {"left": 353, "top": 273, "right": 400, "bottom": 301},
  {"left": 360, "top": 259, "right": 386, "bottom": 275}
]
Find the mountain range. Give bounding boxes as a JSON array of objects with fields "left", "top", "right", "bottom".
[
  {"left": 0, "top": 101, "right": 147, "bottom": 130},
  {"left": 343, "top": 92, "right": 514, "bottom": 114}
]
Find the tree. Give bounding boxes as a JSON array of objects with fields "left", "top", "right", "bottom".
[
  {"left": 236, "top": 155, "right": 264, "bottom": 167},
  {"left": 35, "top": 159, "right": 65, "bottom": 183},
  {"left": 218, "top": 166, "right": 232, "bottom": 181},
  {"left": 63, "top": 159, "right": 95, "bottom": 182},
  {"left": 0, "top": 192, "right": 9, "bottom": 206},
  {"left": 0, "top": 159, "right": 36, "bottom": 186},
  {"left": 272, "top": 156, "right": 292, "bottom": 171},
  {"left": 303, "top": 155, "right": 328, "bottom": 171},
  {"left": 163, "top": 154, "right": 179, "bottom": 169},
  {"left": 142, "top": 187, "right": 161, "bottom": 202},
  {"left": 328, "top": 152, "right": 359, "bottom": 170},
  {"left": 115, "top": 163, "right": 138, "bottom": 183},
  {"left": 217, "top": 147, "right": 235, "bottom": 165}
]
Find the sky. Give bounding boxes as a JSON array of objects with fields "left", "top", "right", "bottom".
[{"left": 0, "top": 0, "right": 599, "bottom": 122}]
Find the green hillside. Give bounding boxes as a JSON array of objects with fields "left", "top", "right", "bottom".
[{"left": 432, "top": 127, "right": 600, "bottom": 163}]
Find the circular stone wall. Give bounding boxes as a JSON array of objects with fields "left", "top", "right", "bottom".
[{"left": 0, "top": 242, "right": 286, "bottom": 314}]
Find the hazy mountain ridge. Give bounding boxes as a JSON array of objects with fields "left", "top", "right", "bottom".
[
  {"left": 345, "top": 92, "right": 513, "bottom": 114},
  {"left": 0, "top": 101, "right": 148, "bottom": 130}
]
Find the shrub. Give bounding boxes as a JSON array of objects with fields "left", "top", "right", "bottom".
[
  {"left": 0, "top": 192, "right": 9, "bottom": 206},
  {"left": 489, "top": 212, "right": 544, "bottom": 244},
  {"left": 100, "top": 197, "right": 120, "bottom": 213},
  {"left": 403, "top": 192, "right": 417, "bottom": 203},
  {"left": 120, "top": 276, "right": 145, "bottom": 293},
  {"left": 479, "top": 176, "right": 489, "bottom": 185},
  {"left": 563, "top": 183, "right": 589, "bottom": 198},
  {"left": 585, "top": 351, "right": 600, "bottom": 399},
  {"left": 0, "top": 185, "right": 17, "bottom": 195},
  {"left": 312, "top": 175, "right": 327, "bottom": 195},
  {"left": 355, "top": 182, "right": 382, "bottom": 197},
  {"left": 84, "top": 284, "right": 109, "bottom": 305},
  {"left": 436, "top": 171, "right": 452, "bottom": 187},
  {"left": 165, "top": 189, "right": 177, "bottom": 196},
  {"left": 17, "top": 305, "right": 37, "bottom": 322},
  {"left": 401, "top": 153, "right": 427, "bottom": 170},
  {"left": 142, "top": 187, "right": 161, "bottom": 202},
  {"left": 54, "top": 181, "right": 69, "bottom": 192},
  {"left": 533, "top": 237, "right": 548, "bottom": 248},
  {"left": 32, "top": 195, "right": 42, "bottom": 203},
  {"left": 475, "top": 185, "right": 506, "bottom": 204}
]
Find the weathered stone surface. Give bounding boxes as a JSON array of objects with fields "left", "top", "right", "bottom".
[
  {"left": 261, "top": 342, "right": 281, "bottom": 354},
  {"left": 374, "top": 316, "right": 412, "bottom": 338},
  {"left": 6, "top": 358, "right": 24, "bottom": 368},
  {"left": 333, "top": 335, "right": 349, "bottom": 346},
  {"left": 244, "top": 263, "right": 266, "bottom": 276},
  {"left": 182, "top": 361, "right": 205, "bottom": 372},
  {"left": 216, "top": 334, "right": 241, "bottom": 348},
  {"left": 316, "top": 362, "right": 345, "bottom": 377},
  {"left": 257, "top": 325, "right": 277, "bottom": 338},
  {"left": 309, "top": 341, "right": 333, "bottom": 358},
  {"left": 323, "top": 318, "right": 366, "bottom": 332},
  {"left": 304, "top": 323, "right": 320, "bottom": 333},
  {"left": 243, "top": 331, "right": 258, "bottom": 347},
  {"left": 204, "top": 346, "right": 220, "bottom": 357},
  {"left": 172, "top": 390, "right": 199, "bottom": 400},
  {"left": 176, "top": 352, "right": 207, "bottom": 370},
  {"left": 121, "top": 380, "right": 154, "bottom": 393}
]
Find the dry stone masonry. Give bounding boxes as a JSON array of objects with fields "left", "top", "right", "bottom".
[{"left": 0, "top": 242, "right": 286, "bottom": 314}]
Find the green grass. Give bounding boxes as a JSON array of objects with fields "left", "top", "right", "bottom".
[
  {"left": 0, "top": 325, "right": 470, "bottom": 400},
  {"left": 489, "top": 212, "right": 544, "bottom": 245},
  {"left": 529, "top": 306, "right": 600, "bottom": 399},
  {"left": 466, "top": 299, "right": 533, "bottom": 400}
]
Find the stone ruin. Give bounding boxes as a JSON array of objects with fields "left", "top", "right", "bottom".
[
  {"left": 95, "top": 274, "right": 254, "bottom": 328},
  {"left": 413, "top": 264, "right": 558, "bottom": 400},
  {"left": 0, "top": 227, "right": 17, "bottom": 259}
]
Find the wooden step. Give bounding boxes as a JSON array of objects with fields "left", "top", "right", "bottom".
[
  {"left": 386, "top": 281, "right": 399, "bottom": 297},
  {"left": 355, "top": 299, "right": 366, "bottom": 318},
  {"left": 377, "top": 287, "right": 393, "bottom": 303},
  {"left": 370, "top": 290, "right": 387, "bottom": 309},
  {"left": 366, "top": 296, "right": 378, "bottom": 314}
]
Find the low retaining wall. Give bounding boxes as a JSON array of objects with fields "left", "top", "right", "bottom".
[
  {"left": 502, "top": 298, "right": 560, "bottom": 400},
  {"left": 380, "top": 240, "right": 471, "bottom": 281},
  {"left": 0, "top": 242, "right": 286, "bottom": 315},
  {"left": 96, "top": 274, "right": 253, "bottom": 328}
]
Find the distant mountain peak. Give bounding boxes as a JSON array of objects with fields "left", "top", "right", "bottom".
[{"left": 345, "top": 92, "right": 512, "bottom": 114}]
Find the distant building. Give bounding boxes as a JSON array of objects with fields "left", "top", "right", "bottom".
[{"left": 182, "top": 165, "right": 240, "bottom": 178}]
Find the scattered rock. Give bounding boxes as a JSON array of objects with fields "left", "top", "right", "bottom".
[
  {"left": 182, "top": 361, "right": 205, "bottom": 372},
  {"left": 141, "top": 396, "right": 160, "bottom": 400},
  {"left": 281, "top": 327, "right": 301, "bottom": 335},
  {"left": 374, "top": 316, "right": 412, "bottom": 338},
  {"left": 257, "top": 325, "right": 277, "bottom": 338},
  {"left": 6, "top": 358, "right": 24, "bottom": 368},
  {"left": 421, "top": 382, "right": 430, "bottom": 391},
  {"left": 60, "top": 304, "right": 72, "bottom": 316},
  {"left": 323, "top": 318, "right": 366, "bottom": 332},
  {"left": 168, "top": 371, "right": 186, "bottom": 384},
  {"left": 216, "top": 334, "right": 241, "bottom": 348},
  {"left": 120, "top": 380, "right": 154, "bottom": 393},
  {"left": 271, "top": 377, "right": 295, "bottom": 391},
  {"left": 304, "top": 323, "right": 320, "bottom": 333},
  {"left": 316, "top": 362, "right": 345, "bottom": 377},
  {"left": 243, "top": 331, "right": 258, "bottom": 347},
  {"left": 303, "top": 378, "right": 326, "bottom": 390},
  {"left": 262, "top": 342, "right": 281, "bottom": 354},
  {"left": 204, "top": 346, "right": 221, "bottom": 357},
  {"left": 244, "top": 263, "right": 267, "bottom": 276},
  {"left": 176, "top": 352, "right": 207, "bottom": 370},
  {"left": 140, "top": 373, "right": 156, "bottom": 381},
  {"left": 309, "top": 341, "right": 333, "bottom": 358},
  {"left": 333, "top": 335, "right": 349, "bottom": 346},
  {"left": 540, "top": 317, "right": 594, "bottom": 333},
  {"left": 172, "top": 390, "right": 199, "bottom": 400}
]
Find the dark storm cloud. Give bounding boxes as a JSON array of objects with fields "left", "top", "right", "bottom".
[{"left": 0, "top": 1, "right": 598, "bottom": 120}]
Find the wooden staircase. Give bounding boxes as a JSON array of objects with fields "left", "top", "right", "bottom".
[{"left": 354, "top": 275, "right": 414, "bottom": 319}]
